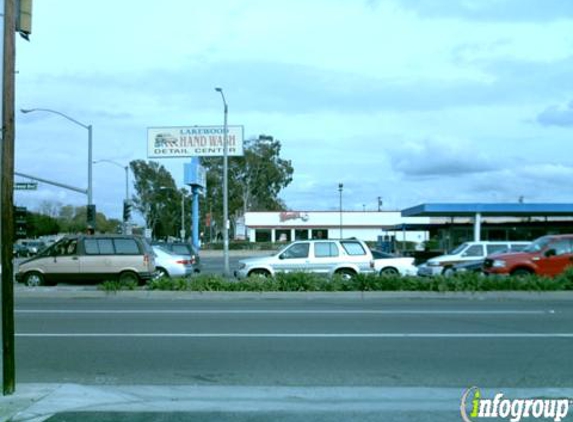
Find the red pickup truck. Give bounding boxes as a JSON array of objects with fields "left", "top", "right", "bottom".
[{"left": 483, "top": 234, "right": 573, "bottom": 277}]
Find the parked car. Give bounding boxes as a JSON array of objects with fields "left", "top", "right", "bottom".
[
  {"left": 16, "top": 234, "right": 156, "bottom": 286},
  {"left": 418, "top": 241, "right": 530, "bottom": 276},
  {"left": 447, "top": 244, "right": 531, "bottom": 276},
  {"left": 483, "top": 234, "right": 573, "bottom": 277},
  {"left": 13, "top": 243, "right": 29, "bottom": 257},
  {"left": 152, "top": 241, "right": 201, "bottom": 273},
  {"left": 152, "top": 245, "right": 195, "bottom": 278},
  {"left": 371, "top": 250, "right": 417, "bottom": 276},
  {"left": 234, "top": 239, "right": 375, "bottom": 279}
]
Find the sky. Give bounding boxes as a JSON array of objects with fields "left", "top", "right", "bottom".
[{"left": 13, "top": 0, "right": 573, "bottom": 221}]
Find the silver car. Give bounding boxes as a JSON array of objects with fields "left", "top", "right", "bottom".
[
  {"left": 153, "top": 245, "right": 194, "bottom": 278},
  {"left": 234, "top": 239, "right": 375, "bottom": 279}
]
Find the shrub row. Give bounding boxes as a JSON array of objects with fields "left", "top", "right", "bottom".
[{"left": 99, "top": 268, "right": 573, "bottom": 292}]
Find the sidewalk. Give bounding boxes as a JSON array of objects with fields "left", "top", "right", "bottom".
[{"left": 3, "top": 384, "right": 573, "bottom": 422}]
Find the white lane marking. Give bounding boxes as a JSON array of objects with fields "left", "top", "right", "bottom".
[
  {"left": 15, "top": 333, "right": 573, "bottom": 338},
  {"left": 15, "top": 309, "right": 555, "bottom": 315}
]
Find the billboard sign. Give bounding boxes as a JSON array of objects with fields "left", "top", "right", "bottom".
[{"left": 148, "top": 125, "right": 244, "bottom": 158}]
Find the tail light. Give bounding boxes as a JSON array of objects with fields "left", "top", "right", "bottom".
[
  {"left": 144, "top": 254, "right": 150, "bottom": 265},
  {"left": 176, "top": 260, "right": 191, "bottom": 265},
  {"left": 370, "top": 260, "right": 375, "bottom": 269}
]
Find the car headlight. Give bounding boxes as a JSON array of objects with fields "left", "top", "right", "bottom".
[
  {"left": 239, "top": 262, "right": 246, "bottom": 270},
  {"left": 492, "top": 260, "right": 506, "bottom": 268}
]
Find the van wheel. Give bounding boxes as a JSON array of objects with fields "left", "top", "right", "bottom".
[
  {"left": 119, "top": 271, "right": 140, "bottom": 285},
  {"left": 24, "top": 272, "right": 45, "bottom": 287}
]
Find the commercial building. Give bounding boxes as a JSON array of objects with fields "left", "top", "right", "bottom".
[{"left": 240, "top": 211, "right": 431, "bottom": 246}]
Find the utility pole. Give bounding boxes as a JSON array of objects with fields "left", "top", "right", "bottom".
[{"left": 1, "top": 0, "right": 16, "bottom": 396}]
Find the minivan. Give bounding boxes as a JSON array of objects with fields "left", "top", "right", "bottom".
[
  {"left": 418, "top": 240, "right": 530, "bottom": 276},
  {"left": 16, "top": 234, "right": 156, "bottom": 286},
  {"left": 483, "top": 234, "right": 573, "bottom": 277}
]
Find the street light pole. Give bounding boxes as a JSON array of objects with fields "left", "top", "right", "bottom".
[
  {"left": 20, "top": 107, "right": 93, "bottom": 212},
  {"left": 339, "top": 183, "right": 343, "bottom": 239},
  {"left": 215, "top": 87, "right": 230, "bottom": 277}
]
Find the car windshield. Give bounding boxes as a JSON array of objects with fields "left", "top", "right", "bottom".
[
  {"left": 522, "top": 236, "right": 553, "bottom": 253},
  {"left": 449, "top": 243, "right": 469, "bottom": 255},
  {"left": 371, "top": 250, "right": 394, "bottom": 259}
]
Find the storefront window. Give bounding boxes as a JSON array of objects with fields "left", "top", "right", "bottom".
[
  {"left": 255, "top": 229, "right": 272, "bottom": 242},
  {"left": 311, "top": 229, "right": 328, "bottom": 240},
  {"left": 276, "top": 229, "right": 291, "bottom": 242},
  {"left": 295, "top": 230, "right": 309, "bottom": 240}
]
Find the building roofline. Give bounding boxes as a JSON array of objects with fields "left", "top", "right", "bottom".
[{"left": 401, "top": 203, "right": 573, "bottom": 218}]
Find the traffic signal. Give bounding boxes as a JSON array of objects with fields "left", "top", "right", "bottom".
[
  {"left": 123, "top": 201, "right": 131, "bottom": 222},
  {"left": 14, "top": 206, "right": 27, "bottom": 239},
  {"left": 86, "top": 204, "right": 96, "bottom": 228},
  {"left": 16, "top": 0, "right": 32, "bottom": 40}
]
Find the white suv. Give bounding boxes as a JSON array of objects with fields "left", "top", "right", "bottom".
[{"left": 234, "top": 239, "right": 375, "bottom": 279}]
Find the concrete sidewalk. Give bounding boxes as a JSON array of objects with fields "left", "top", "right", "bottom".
[{"left": 3, "top": 384, "right": 573, "bottom": 422}]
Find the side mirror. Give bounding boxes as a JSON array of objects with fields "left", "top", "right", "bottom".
[{"left": 545, "top": 249, "right": 556, "bottom": 258}]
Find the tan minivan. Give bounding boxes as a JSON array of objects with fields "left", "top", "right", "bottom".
[{"left": 16, "top": 234, "right": 156, "bottom": 286}]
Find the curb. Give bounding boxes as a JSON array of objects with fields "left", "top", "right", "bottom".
[{"left": 14, "top": 288, "right": 573, "bottom": 300}]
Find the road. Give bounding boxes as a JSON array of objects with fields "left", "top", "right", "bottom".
[{"left": 9, "top": 295, "right": 573, "bottom": 421}]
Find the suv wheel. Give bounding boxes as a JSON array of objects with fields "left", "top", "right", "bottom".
[
  {"left": 511, "top": 268, "right": 532, "bottom": 277},
  {"left": 335, "top": 268, "right": 356, "bottom": 280}
]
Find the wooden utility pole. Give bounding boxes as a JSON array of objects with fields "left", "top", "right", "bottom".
[{"left": 2, "top": 0, "right": 16, "bottom": 396}]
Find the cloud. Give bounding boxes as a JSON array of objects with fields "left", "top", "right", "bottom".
[
  {"left": 537, "top": 101, "right": 573, "bottom": 127},
  {"left": 388, "top": 138, "right": 499, "bottom": 178}
]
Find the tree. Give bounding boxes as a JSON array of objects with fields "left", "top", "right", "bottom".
[
  {"left": 202, "top": 135, "right": 293, "bottom": 237},
  {"left": 130, "top": 160, "right": 191, "bottom": 240}
]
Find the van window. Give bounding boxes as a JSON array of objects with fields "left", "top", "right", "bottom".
[
  {"left": 487, "top": 244, "right": 508, "bottom": 255},
  {"left": 461, "top": 245, "right": 484, "bottom": 257},
  {"left": 84, "top": 238, "right": 115, "bottom": 255},
  {"left": 114, "top": 238, "right": 141, "bottom": 255}
]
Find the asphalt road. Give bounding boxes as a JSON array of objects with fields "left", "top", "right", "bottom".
[
  {"left": 9, "top": 295, "right": 573, "bottom": 421},
  {"left": 14, "top": 296, "right": 573, "bottom": 387}
]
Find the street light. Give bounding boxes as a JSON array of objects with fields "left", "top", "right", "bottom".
[
  {"left": 215, "top": 87, "right": 230, "bottom": 277},
  {"left": 339, "top": 183, "right": 343, "bottom": 239},
  {"left": 93, "top": 160, "right": 129, "bottom": 233},
  {"left": 20, "top": 107, "right": 93, "bottom": 220}
]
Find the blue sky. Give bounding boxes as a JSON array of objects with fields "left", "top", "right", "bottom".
[{"left": 14, "top": 0, "right": 573, "bottom": 220}]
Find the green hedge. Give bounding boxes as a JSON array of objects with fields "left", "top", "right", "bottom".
[{"left": 130, "top": 268, "right": 573, "bottom": 293}]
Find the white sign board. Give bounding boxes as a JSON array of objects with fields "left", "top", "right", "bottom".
[{"left": 148, "top": 126, "right": 244, "bottom": 158}]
